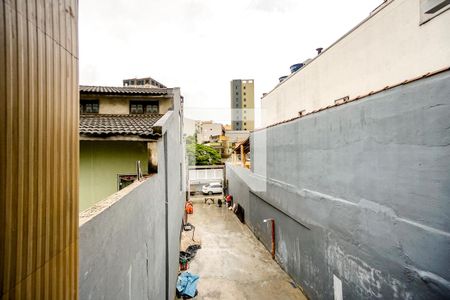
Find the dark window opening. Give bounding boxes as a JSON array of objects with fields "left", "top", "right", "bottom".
[
  {"left": 420, "top": 0, "right": 450, "bottom": 23},
  {"left": 118, "top": 174, "right": 137, "bottom": 190},
  {"left": 130, "top": 101, "right": 159, "bottom": 114},
  {"left": 80, "top": 100, "right": 99, "bottom": 114}
]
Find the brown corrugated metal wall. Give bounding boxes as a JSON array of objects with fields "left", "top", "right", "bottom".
[{"left": 0, "top": 0, "right": 79, "bottom": 299}]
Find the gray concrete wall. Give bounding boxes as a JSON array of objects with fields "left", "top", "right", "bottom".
[
  {"left": 226, "top": 70, "right": 450, "bottom": 299},
  {"left": 79, "top": 88, "right": 185, "bottom": 300},
  {"left": 79, "top": 177, "right": 165, "bottom": 300}
]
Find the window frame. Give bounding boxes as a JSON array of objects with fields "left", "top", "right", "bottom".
[
  {"left": 129, "top": 100, "right": 159, "bottom": 114},
  {"left": 80, "top": 99, "right": 99, "bottom": 114},
  {"left": 420, "top": 0, "right": 450, "bottom": 24}
]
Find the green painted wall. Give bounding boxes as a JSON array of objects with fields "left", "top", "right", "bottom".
[{"left": 79, "top": 141, "right": 148, "bottom": 211}]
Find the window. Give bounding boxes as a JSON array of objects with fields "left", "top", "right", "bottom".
[
  {"left": 236, "top": 92, "right": 238, "bottom": 95},
  {"left": 243, "top": 86, "right": 246, "bottom": 89},
  {"left": 243, "top": 92, "right": 246, "bottom": 96},
  {"left": 420, "top": 0, "right": 450, "bottom": 24},
  {"left": 244, "top": 104, "right": 246, "bottom": 107},
  {"left": 244, "top": 98, "right": 246, "bottom": 102},
  {"left": 244, "top": 122, "right": 247, "bottom": 125},
  {"left": 130, "top": 101, "right": 159, "bottom": 114},
  {"left": 80, "top": 100, "right": 99, "bottom": 114}
]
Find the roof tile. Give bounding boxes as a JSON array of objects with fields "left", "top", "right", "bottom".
[
  {"left": 80, "top": 114, "right": 163, "bottom": 137},
  {"left": 79, "top": 85, "right": 169, "bottom": 96}
]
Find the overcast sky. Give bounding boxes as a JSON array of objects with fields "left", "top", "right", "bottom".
[{"left": 79, "top": 0, "right": 382, "bottom": 126}]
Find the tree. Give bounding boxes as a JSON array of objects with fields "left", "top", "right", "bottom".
[
  {"left": 185, "top": 134, "right": 196, "bottom": 145},
  {"left": 186, "top": 142, "right": 221, "bottom": 166}
]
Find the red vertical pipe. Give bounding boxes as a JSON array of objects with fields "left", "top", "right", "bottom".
[{"left": 271, "top": 220, "right": 275, "bottom": 260}]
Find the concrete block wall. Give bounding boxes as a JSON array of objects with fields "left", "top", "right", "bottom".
[
  {"left": 79, "top": 178, "right": 165, "bottom": 299},
  {"left": 227, "top": 70, "right": 450, "bottom": 299}
]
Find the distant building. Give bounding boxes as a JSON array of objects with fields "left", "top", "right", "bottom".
[
  {"left": 225, "top": 130, "right": 250, "bottom": 147},
  {"left": 123, "top": 76, "right": 166, "bottom": 89},
  {"left": 183, "top": 118, "right": 197, "bottom": 137},
  {"left": 196, "top": 121, "right": 224, "bottom": 144},
  {"left": 231, "top": 79, "right": 255, "bottom": 131}
]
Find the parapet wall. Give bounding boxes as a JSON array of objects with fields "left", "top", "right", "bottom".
[
  {"left": 79, "top": 177, "right": 166, "bottom": 299},
  {"left": 227, "top": 70, "right": 450, "bottom": 299}
]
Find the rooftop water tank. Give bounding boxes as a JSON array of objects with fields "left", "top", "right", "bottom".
[
  {"left": 279, "top": 76, "right": 288, "bottom": 83},
  {"left": 290, "top": 63, "right": 304, "bottom": 73}
]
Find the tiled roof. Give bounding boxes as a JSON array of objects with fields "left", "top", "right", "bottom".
[
  {"left": 80, "top": 85, "right": 169, "bottom": 95},
  {"left": 80, "top": 114, "right": 164, "bottom": 137}
]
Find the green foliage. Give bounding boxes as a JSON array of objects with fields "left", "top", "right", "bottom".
[{"left": 186, "top": 142, "right": 221, "bottom": 166}]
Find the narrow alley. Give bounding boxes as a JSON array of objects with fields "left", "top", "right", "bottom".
[{"left": 181, "top": 196, "right": 307, "bottom": 300}]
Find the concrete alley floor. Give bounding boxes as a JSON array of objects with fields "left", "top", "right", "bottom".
[{"left": 181, "top": 196, "right": 307, "bottom": 300}]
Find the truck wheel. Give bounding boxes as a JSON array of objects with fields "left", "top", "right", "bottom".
[{"left": 208, "top": 191, "right": 213, "bottom": 195}]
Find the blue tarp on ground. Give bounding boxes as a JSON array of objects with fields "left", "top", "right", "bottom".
[{"left": 176, "top": 272, "right": 199, "bottom": 297}]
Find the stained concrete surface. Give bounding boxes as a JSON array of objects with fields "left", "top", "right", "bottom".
[{"left": 183, "top": 196, "right": 307, "bottom": 300}]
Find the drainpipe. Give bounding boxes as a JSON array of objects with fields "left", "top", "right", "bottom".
[
  {"left": 164, "top": 133, "right": 169, "bottom": 300},
  {"left": 240, "top": 144, "right": 245, "bottom": 167},
  {"left": 263, "top": 218, "right": 275, "bottom": 260}
]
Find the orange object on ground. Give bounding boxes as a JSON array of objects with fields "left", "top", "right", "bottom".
[{"left": 185, "top": 201, "right": 193, "bottom": 214}]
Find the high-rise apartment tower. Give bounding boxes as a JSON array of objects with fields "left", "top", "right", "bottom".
[{"left": 230, "top": 79, "right": 254, "bottom": 130}]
